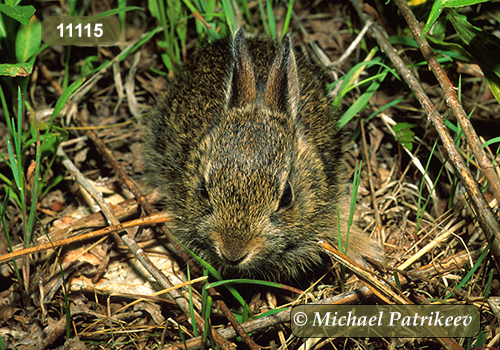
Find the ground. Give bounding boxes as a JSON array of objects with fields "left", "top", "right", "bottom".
[{"left": 0, "top": 0, "right": 499, "bottom": 349}]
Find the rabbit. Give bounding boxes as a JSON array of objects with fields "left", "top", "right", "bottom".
[{"left": 144, "top": 29, "right": 385, "bottom": 281}]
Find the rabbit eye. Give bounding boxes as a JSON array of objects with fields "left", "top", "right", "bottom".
[
  {"left": 278, "top": 181, "right": 293, "bottom": 210},
  {"left": 199, "top": 180, "right": 210, "bottom": 201}
]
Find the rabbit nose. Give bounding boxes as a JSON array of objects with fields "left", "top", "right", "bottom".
[{"left": 219, "top": 239, "right": 249, "bottom": 264}]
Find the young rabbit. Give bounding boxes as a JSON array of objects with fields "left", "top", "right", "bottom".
[{"left": 144, "top": 29, "right": 384, "bottom": 281}]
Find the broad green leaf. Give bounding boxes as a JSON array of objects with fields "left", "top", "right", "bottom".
[
  {"left": 447, "top": 11, "right": 483, "bottom": 45},
  {"left": 425, "top": 35, "right": 473, "bottom": 62},
  {"left": 484, "top": 71, "right": 500, "bottom": 105},
  {"left": 15, "top": 16, "right": 41, "bottom": 63},
  {"left": 206, "top": 0, "right": 216, "bottom": 22},
  {"left": 393, "top": 123, "right": 417, "bottom": 151},
  {"left": 148, "top": 0, "right": 160, "bottom": 19},
  {"left": 0, "top": 4, "right": 35, "bottom": 26},
  {"left": 423, "top": 0, "right": 489, "bottom": 36},
  {"left": 0, "top": 62, "right": 33, "bottom": 77},
  {"left": 447, "top": 9, "right": 500, "bottom": 104},
  {"left": 40, "top": 127, "right": 68, "bottom": 159}
]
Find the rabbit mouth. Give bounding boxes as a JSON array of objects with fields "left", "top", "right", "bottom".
[
  {"left": 215, "top": 244, "right": 255, "bottom": 268},
  {"left": 220, "top": 254, "right": 248, "bottom": 266}
]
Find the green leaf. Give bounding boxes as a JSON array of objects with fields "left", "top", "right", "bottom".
[
  {"left": 337, "top": 74, "right": 387, "bottom": 129},
  {"left": 388, "top": 36, "right": 419, "bottom": 48},
  {"left": 7, "top": 138, "right": 21, "bottom": 191},
  {"left": 80, "top": 55, "right": 101, "bottom": 77},
  {"left": 0, "top": 62, "right": 33, "bottom": 77},
  {"left": 40, "top": 127, "right": 68, "bottom": 159},
  {"left": 221, "top": 0, "right": 236, "bottom": 34},
  {"left": 40, "top": 174, "right": 64, "bottom": 199},
  {"left": 484, "top": 71, "right": 500, "bottom": 105},
  {"left": 282, "top": 0, "right": 294, "bottom": 37},
  {"left": 447, "top": 9, "right": 500, "bottom": 104},
  {"left": 393, "top": 122, "right": 417, "bottom": 150},
  {"left": 147, "top": 0, "right": 160, "bottom": 19},
  {"left": 15, "top": 16, "right": 41, "bottom": 63},
  {"left": 0, "top": 4, "right": 35, "bottom": 26},
  {"left": 93, "top": 6, "right": 144, "bottom": 17},
  {"left": 482, "top": 136, "right": 500, "bottom": 148},
  {"left": 47, "top": 78, "right": 84, "bottom": 131},
  {"left": 425, "top": 35, "right": 473, "bottom": 62},
  {"left": 423, "top": 0, "right": 489, "bottom": 36},
  {"left": 266, "top": 0, "right": 276, "bottom": 41},
  {"left": 25, "top": 132, "right": 41, "bottom": 247},
  {"left": 207, "top": 279, "right": 296, "bottom": 290},
  {"left": 255, "top": 307, "right": 288, "bottom": 318},
  {"left": 331, "top": 54, "right": 400, "bottom": 113}
]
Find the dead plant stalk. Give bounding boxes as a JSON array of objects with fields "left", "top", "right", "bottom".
[{"left": 350, "top": 0, "right": 500, "bottom": 267}]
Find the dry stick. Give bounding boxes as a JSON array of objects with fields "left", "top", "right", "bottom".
[
  {"left": 350, "top": 0, "right": 500, "bottom": 266},
  {"left": 329, "top": 20, "right": 374, "bottom": 68},
  {"left": 70, "top": 27, "right": 163, "bottom": 107},
  {"left": 164, "top": 247, "right": 410, "bottom": 350},
  {"left": 74, "top": 115, "right": 256, "bottom": 350},
  {"left": 167, "top": 241, "right": 481, "bottom": 350},
  {"left": 48, "top": 27, "right": 163, "bottom": 122},
  {"left": 320, "top": 242, "right": 410, "bottom": 305},
  {"left": 50, "top": 25, "right": 247, "bottom": 346},
  {"left": 58, "top": 145, "right": 206, "bottom": 343},
  {"left": 58, "top": 141, "right": 235, "bottom": 350},
  {"left": 360, "top": 120, "right": 383, "bottom": 240},
  {"left": 393, "top": 0, "right": 500, "bottom": 262},
  {"left": 394, "top": 0, "right": 500, "bottom": 209},
  {"left": 348, "top": 4, "right": 473, "bottom": 350},
  {"left": 0, "top": 212, "right": 173, "bottom": 265}
]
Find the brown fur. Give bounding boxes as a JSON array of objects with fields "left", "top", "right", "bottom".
[{"left": 144, "top": 30, "right": 384, "bottom": 281}]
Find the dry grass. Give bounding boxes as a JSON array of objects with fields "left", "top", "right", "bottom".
[{"left": 1, "top": 0, "right": 499, "bottom": 349}]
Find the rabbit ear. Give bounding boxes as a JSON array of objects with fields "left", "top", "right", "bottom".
[
  {"left": 264, "top": 33, "right": 299, "bottom": 118},
  {"left": 226, "top": 29, "right": 257, "bottom": 108}
]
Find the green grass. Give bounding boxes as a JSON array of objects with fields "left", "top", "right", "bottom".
[{"left": 1, "top": 0, "right": 497, "bottom": 347}]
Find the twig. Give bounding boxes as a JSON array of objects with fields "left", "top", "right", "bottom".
[
  {"left": 320, "top": 241, "right": 410, "bottom": 304},
  {"left": 58, "top": 137, "right": 235, "bottom": 350},
  {"left": 0, "top": 211, "right": 172, "bottom": 265},
  {"left": 349, "top": 0, "right": 500, "bottom": 268},
  {"left": 379, "top": 113, "right": 439, "bottom": 209},
  {"left": 329, "top": 20, "right": 373, "bottom": 68},
  {"left": 399, "top": 217, "right": 467, "bottom": 271},
  {"left": 73, "top": 114, "right": 250, "bottom": 349},
  {"left": 393, "top": 0, "right": 500, "bottom": 209},
  {"left": 165, "top": 236, "right": 484, "bottom": 350},
  {"left": 163, "top": 271, "right": 410, "bottom": 350},
  {"left": 360, "top": 120, "right": 383, "bottom": 240}
]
